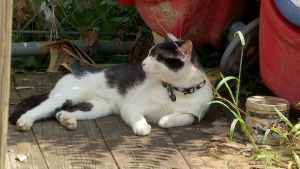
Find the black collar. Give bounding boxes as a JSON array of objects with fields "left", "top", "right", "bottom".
[{"left": 162, "top": 80, "right": 206, "bottom": 102}]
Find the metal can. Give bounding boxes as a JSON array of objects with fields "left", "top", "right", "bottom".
[{"left": 245, "top": 96, "right": 289, "bottom": 145}]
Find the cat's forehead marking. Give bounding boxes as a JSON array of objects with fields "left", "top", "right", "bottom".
[
  {"left": 148, "top": 41, "right": 185, "bottom": 71},
  {"left": 148, "top": 45, "right": 156, "bottom": 57}
]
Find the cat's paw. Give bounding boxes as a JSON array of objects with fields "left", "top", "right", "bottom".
[
  {"left": 56, "top": 112, "right": 77, "bottom": 130},
  {"left": 16, "top": 116, "right": 33, "bottom": 131},
  {"left": 133, "top": 122, "right": 151, "bottom": 136},
  {"left": 158, "top": 116, "right": 172, "bottom": 128}
]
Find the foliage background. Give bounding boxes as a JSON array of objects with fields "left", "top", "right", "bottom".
[{"left": 12, "top": 0, "right": 152, "bottom": 68}]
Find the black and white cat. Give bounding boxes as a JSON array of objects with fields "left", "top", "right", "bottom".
[{"left": 9, "top": 34, "right": 212, "bottom": 136}]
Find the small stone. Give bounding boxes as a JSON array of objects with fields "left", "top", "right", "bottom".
[
  {"left": 206, "top": 144, "right": 215, "bottom": 148},
  {"left": 67, "top": 145, "right": 72, "bottom": 148},
  {"left": 16, "top": 154, "right": 27, "bottom": 162},
  {"left": 243, "top": 152, "right": 252, "bottom": 157},
  {"left": 136, "top": 144, "right": 144, "bottom": 148}
]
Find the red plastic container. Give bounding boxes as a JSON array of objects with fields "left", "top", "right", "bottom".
[
  {"left": 260, "top": 0, "right": 300, "bottom": 111},
  {"left": 118, "top": 0, "right": 250, "bottom": 46}
]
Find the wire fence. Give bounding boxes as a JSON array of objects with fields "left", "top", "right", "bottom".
[
  {"left": 12, "top": 0, "right": 150, "bottom": 43},
  {"left": 11, "top": 0, "right": 153, "bottom": 66}
]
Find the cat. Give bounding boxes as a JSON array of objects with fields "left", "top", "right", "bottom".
[{"left": 9, "top": 34, "right": 212, "bottom": 136}]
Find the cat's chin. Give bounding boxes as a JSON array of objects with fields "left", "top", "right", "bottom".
[
  {"left": 143, "top": 70, "right": 160, "bottom": 77},
  {"left": 145, "top": 73, "right": 161, "bottom": 79}
]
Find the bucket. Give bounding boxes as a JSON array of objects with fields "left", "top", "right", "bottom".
[{"left": 245, "top": 96, "right": 289, "bottom": 145}]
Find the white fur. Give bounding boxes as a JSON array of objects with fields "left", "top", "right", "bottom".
[{"left": 16, "top": 39, "right": 212, "bottom": 136}]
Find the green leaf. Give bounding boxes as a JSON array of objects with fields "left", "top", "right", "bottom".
[
  {"left": 293, "top": 152, "right": 300, "bottom": 168},
  {"left": 198, "top": 98, "right": 211, "bottom": 122},
  {"left": 263, "top": 128, "right": 272, "bottom": 144},
  {"left": 229, "top": 119, "right": 239, "bottom": 143},
  {"left": 108, "top": 17, "right": 129, "bottom": 23},
  {"left": 213, "top": 76, "right": 238, "bottom": 100},
  {"left": 250, "top": 154, "right": 266, "bottom": 161},
  {"left": 234, "top": 31, "right": 245, "bottom": 46},
  {"left": 290, "top": 123, "right": 300, "bottom": 133},
  {"left": 288, "top": 161, "right": 293, "bottom": 169},
  {"left": 292, "top": 131, "right": 300, "bottom": 143},
  {"left": 266, "top": 155, "right": 272, "bottom": 165},
  {"left": 270, "top": 127, "right": 288, "bottom": 140},
  {"left": 274, "top": 106, "right": 293, "bottom": 128},
  {"left": 103, "top": 0, "right": 116, "bottom": 5},
  {"left": 206, "top": 100, "right": 238, "bottom": 118},
  {"left": 220, "top": 73, "right": 236, "bottom": 105}
]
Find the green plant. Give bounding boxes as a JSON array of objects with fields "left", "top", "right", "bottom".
[
  {"left": 11, "top": 56, "right": 47, "bottom": 69},
  {"left": 12, "top": 0, "right": 148, "bottom": 42},
  {"left": 262, "top": 107, "right": 300, "bottom": 168},
  {"left": 12, "top": 0, "right": 152, "bottom": 69},
  {"left": 199, "top": 31, "right": 300, "bottom": 168}
]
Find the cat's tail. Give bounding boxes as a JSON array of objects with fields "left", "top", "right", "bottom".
[{"left": 9, "top": 92, "right": 49, "bottom": 125}]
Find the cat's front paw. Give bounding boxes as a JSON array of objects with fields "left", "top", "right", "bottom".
[
  {"left": 56, "top": 112, "right": 77, "bottom": 130},
  {"left": 16, "top": 116, "right": 33, "bottom": 131},
  {"left": 158, "top": 116, "right": 172, "bottom": 128},
  {"left": 133, "top": 122, "right": 151, "bottom": 136}
]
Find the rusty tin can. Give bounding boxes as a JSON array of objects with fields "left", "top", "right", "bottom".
[{"left": 245, "top": 96, "right": 289, "bottom": 145}]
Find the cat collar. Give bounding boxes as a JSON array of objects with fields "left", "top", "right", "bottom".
[{"left": 162, "top": 80, "right": 206, "bottom": 102}]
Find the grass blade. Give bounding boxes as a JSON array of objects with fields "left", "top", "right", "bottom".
[
  {"left": 229, "top": 119, "right": 239, "bottom": 143},
  {"left": 220, "top": 73, "right": 236, "bottom": 104},
  {"left": 206, "top": 100, "right": 239, "bottom": 118},
  {"left": 234, "top": 31, "right": 246, "bottom": 45},
  {"left": 198, "top": 98, "right": 211, "bottom": 122},
  {"left": 296, "top": 102, "right": 300, "bottom": 107},
  {"left": 293, "top": 152, "right": 300, "bottom": 168},
  {"left": 288, "top": 161, "right": 293, "bottom": 169},
  {"left": 263, "top": 128, "right": 272, "bottom": 144},
  {"left": 213, "top": 76, "right": 238, "bottom": 100},
  {"left": 274, "top": 106, "right": 293, "bottom": 128},
  {"left": 292, "top": 131, "right": 300, "bottom": 143},
  {"left": 270, "top": 127, "right": 288, "bottom": 140},
  {"left": 290, "top": 123, "right": 300, "bottom": 134}
]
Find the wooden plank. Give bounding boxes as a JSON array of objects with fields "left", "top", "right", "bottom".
[
  {"left": 6, "top": 106, "right": 48, "bottom": 169},
  {"left": 167, "top": 104, "right": 252, "bottom": 169},
  {"left": 96, "top": 116, "right": 190, "bottom": 169},
  {"left": 0, "top": 0, "right": 13, "bottom": 167},
  {"left": 10, "top": 72, "right": 117, "bottom": 168},
  {"left": 32, "top": 119, "right": 118, "bottom": 169},
  {"left": 12, "top": 72, "right": 63, "bottom": 99},
  {"left": 9, "top": 76, "right": 21, "bottom": 105}
]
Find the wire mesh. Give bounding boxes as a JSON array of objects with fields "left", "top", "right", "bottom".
[{"left": 12, "top": 0, "right": 146, "bottom": 42}]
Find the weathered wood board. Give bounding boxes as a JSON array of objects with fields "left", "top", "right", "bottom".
[
  {"left": 6, "top": 106, "right": 48, "bottom": 169},
  {"left": 95, "top": 116, "right": 190, "bottom": 169},
  {"left": 6, "top": 72, "right": 268, "bottom": 169}
]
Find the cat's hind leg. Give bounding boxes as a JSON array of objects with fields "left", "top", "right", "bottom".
[
  {"left": 158, "top": 113, "right": 195, "bottom": 128},
  {"left": 56, "top": 97, "right": 113, "bottom": 130},
  {"left": 16, "top": 95, "right": 71, "bottom": 131}
]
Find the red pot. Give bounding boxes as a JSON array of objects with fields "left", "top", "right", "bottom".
[
  {"left": 118, "top": 0, "right": 250, "bottom": 46},
  {"left": 259, "top": 0, "right": 300, "bottom": 111}
]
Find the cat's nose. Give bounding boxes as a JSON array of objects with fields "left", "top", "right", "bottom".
[{"left": 142, "top": 62, "right": 146, "bottom": 67}]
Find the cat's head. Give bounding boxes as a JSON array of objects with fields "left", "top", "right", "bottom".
[{"left": 142, "top": 34, "right": 197, "bottom": 83}]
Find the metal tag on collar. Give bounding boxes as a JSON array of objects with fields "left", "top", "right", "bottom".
[{"left": 167, "top": 87, "right": 176, "bottom": 102}]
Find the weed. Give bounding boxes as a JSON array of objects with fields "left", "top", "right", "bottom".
[
  {"left": 263, "top": 107, "right": 300, "bottom": 168},
  {"left": 199, "top": 31, "right": 300, "bottom": 168}
]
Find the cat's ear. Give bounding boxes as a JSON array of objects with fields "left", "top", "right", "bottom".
[
  {"left": 164, "top": 33, "right": 179, "bottom": 42},
  {"left": 178, "top": 40, "right": 193, "bottom": 60}
]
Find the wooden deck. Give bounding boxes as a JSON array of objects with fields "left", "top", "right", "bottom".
[{"left": 6, "top": 71, "right": 266, "bottom": 169}]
